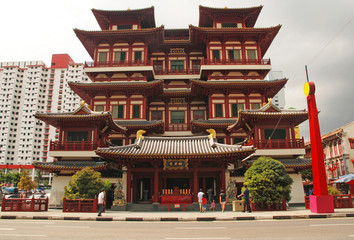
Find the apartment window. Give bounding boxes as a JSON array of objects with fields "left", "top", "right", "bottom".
[
  {"left": 212, "top": 50, "right": 220, "bottom": 60},
  {"left": 349, "top": 138, "right": 354, "bottom": 149},
  {"left": 215, "top": 104, "right": 223, "bottom": 117},
  {"left": 96, "top": 105, "right": 104, "bottom": 112},
  {"left": 171, "top": 111, "right": 185, "bottom": 123},
  {"left": 98, "top": 52, "right": 108, "bottom": 63},
  {"left": 222, "top": 23, "right": 237, "bottom": 28},
  {"left": 67, "top": 131, "right": 88, "bottom": 141},
  {"left": 228, "top": 50, "right": 240, "bottom": 60},
  {"left": 171, "top": 60, "right": 184, "bottom": 70},
  {"left": 112, "top": 105, "right": 124, "bottom": 119},
  {"left": 151, "top": 111, "right": 163, "bottom": 120},
  {"left": 231, "top": 103, "right": 244, "bottom": 117},
  {"left": 193, "top": 110, "right": 204, "bottom": 120},
  {"left": 264, "top": 129, "right": 286, "bottom": 140},
  {"left": 114, "top": 51, "right": 126, "bottom": 62},
  {"left": 247, "top": 49, "right": 256, "bottom": 60},
  {"left": 134, "top": 51, "right": 142, "bottom": 61},
  {"left": 132, "top": 105, "right": 140, "bottom": 118}
]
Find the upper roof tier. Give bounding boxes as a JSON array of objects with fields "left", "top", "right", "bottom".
[
  {"left": 92, "top": 7, "right": 156, "bottom": 30},
  {"left": 198, "top": 5, "right": 263, "bottom": 28}
]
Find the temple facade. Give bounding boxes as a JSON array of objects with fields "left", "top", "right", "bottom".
[{"left": 33, "top": 6, "right": 311, "bottom": 208}]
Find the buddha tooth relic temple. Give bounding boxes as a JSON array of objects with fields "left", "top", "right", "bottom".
[{"left": 33, "top": 5, "right": 312, "bottom": 209}]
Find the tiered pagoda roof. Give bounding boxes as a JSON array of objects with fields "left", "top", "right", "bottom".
[
  {"left": 198, "top": 5, "right": 263, "bottom": 28},
  {"left": 92, "top": 7, "right": 156, "bottom": 30},
  {"left": 33, "top": 160, "right": 107, "bottom": 173},
  {"left": 34, "top": 104, "right": 126, "bottom": 134},
  {"left": 227, "top": 100, "right": 308, "bottom": 132},
  {"left": 95, "top": 135, "right": 255, "bottom": 163},
  {"left": 68, "top": 80, "right": 164, "bottom": 103},
  {"left": 191, "top": 78, "right": 287, "bottom": 97}
]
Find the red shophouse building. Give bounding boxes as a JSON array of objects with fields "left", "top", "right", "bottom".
[{"left": 33, "top": 6, "right": 311, "bottom": 208}]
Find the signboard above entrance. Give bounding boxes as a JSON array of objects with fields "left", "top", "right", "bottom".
[{"left": 163, "top": 159, "right": 189, "bottom": 170}]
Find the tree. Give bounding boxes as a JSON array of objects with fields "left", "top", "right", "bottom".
[
  {"left": 244, "top": 156, "right": 293, "bottom": 204},
  {"left": 300, "top": 169, "right": 313, "bottom": 182},
  {"left": 64, "top": 167, "right": 106, "bottom": 199},
  {"left": 17, "top": 171, "right": 37, "bottom": 191}
]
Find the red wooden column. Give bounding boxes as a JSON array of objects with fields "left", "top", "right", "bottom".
[
  {"left": 192, "top": 161, "right": 200, "bottom": 202},
  {"left": 126, "top": 166, "right": 132, "bottom": 203},
  {"left": 152, "top": 161, "right": 159, "bottom": 203},
  {"left": 221, "top": 163, "right": 226, "bottom": 191}
]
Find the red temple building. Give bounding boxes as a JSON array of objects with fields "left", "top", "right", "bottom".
[{"left": 33, "top": 6, "right": 311, "bottom": 209}]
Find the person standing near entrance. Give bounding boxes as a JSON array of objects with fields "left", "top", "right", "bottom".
[
  {"left": 197, "top": 189, "right": 204, "bottom": 212},
  {"left": 238, "top": 185, "right": 251, "bottom": 212},
  {"left": 97, "top": 189, "right": 105, "bottom": 217},
  {"left": 219, "top": 190, "right": 227, "bottom": 212}
]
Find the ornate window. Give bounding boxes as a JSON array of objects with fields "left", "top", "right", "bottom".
[
  {"left": 151, "top": 111, "right": 163, "bottom": 120},
  {"left": 112, "top": 105, "right": 124, "bottom": 119},
  {"left": 171, "top": 111, "right": 185, "bottom": 123},
  {"left": 132, "top": 105, "right": 140, "bottom": 118},
  {"left": 231, "top": 103, "right": 244, "bottom": 117},
  {"left": 215, "top": 104, "right": 223, "bottom": 117}
]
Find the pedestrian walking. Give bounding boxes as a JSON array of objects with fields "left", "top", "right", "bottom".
[
  {"left": 209, "top": 197, "right": 216, "bottom": 211},
  {"left": 238, "top": 185, "right": 251, "bottom": 212},
  {"left": 201, "top": 194, "right": 207, "bottom": 213},
  {"left": 219, "top": 190, "right": 227, "bottom": 212},
  {"left": 197, "top": 189, "right": 204, "bottom": 212},
  {"left": 97, "top": 189, "right": 105, "bottom": 216}
]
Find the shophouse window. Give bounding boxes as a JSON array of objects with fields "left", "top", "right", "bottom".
[
  {"left": 134, "top": 51, "right": 142, "bottom": 61},
  {"left": 264, "top": 129, "right": 286, "bottom": 140},
  {"left": 96, "top": 105, "right": 104, "bottom": 112},
  {"left": 67, "top": 131, "right": 88, "bottom": 141},
  {"left": 193, "top": 110, "right": 204, "bottom": 120},
  {"left": 247, "top": 49, "right": 256, "bottom": 60},
  {"left": 98, "top": 52, "right": 108, "bottom": 64},
  {"left": 171, "top": 60, "right": 184, "bottom": 70},
  {"left": 231, "top": 103, "right": 244, "bottom": 117},
  {"left": 151, "top": 111, "right": 163, "bottom": 120},
  {"left": 171, "top": 111, "right": 185, "bottom": 123},
  {"left": 212, "top": 50, "right": 220, "bottom": 60},
  {"left": 132, "top": 105, "right": 140, "bottom": 118},
  {"left": 114, "top": 51, "right": 126, "bottom": 63},
  {"left": 112, "top": 105, "right": 124, "bottom": 119},
  {"left": 228, "top": 50, "right": 240, "bottom": 60},
  {"left": 222, "top": 23, "right": 237, "bottom": 28},
  {"left": 215, "top": 104, "right": 223, "bottom": 117}
]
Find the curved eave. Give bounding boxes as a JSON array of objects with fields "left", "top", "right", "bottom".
[
  {"left": 92, "top": 7, "right": 156, "bottom": 30},
  {"left": 199, "top": 5, "right": 263, "bottom": 27},
  {"left": 115, "top": 120, "right": 165, "bottom": 134},
  {"left": 191, "top": 119, "right": 235, "bottom": 131},
  {"left": 68, "top": 80, "right": 164, "bottom": 103},
  {"left": 33, "top": 162, "right": 108, "bottom": 173},
  {"left": 74, "top": 27, "right": 164, "bottom": 58},
  {"left": 190, "top": 25, "right": 281, "bottom": 56},
  {"left": 191, "top": 79, "right": 287, "bottom": 96},
  {"left": 228, "top": 112, "right": 308, "bottom": 132}
]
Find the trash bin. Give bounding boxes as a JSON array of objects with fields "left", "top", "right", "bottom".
[{"left": 232, "top": 200, "right": 244, "bottom": 212}]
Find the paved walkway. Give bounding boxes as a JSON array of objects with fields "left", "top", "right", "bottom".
[{"left": 1, "top": 207, "right": 354, "bottom": 221}]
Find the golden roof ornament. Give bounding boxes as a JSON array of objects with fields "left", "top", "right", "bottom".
[
  {"left": 224, "top": 6, "right": 228, "bottom": 9},
  {"left": 268, "top": 98, "right": 273, "bottom": 105},
  {"left": 207, "top": 129, "right": 216, "bottom": 139},
  {"left": 80, "top": 100, "right": 85, "bottom": 108},
  {"left": 136, "top": 130, "right": 146, "bottom": 140}
]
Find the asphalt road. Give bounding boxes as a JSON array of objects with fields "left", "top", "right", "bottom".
[{"left": 0, "top": 218, "right": 353, "bottom": 240}]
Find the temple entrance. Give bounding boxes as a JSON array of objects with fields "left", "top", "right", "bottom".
[
  {"left": 136, "top": 177, "right": 151, "bottom": 203},
  {"left": 166, "top": 178, "right": 190, "bottom": 189}
]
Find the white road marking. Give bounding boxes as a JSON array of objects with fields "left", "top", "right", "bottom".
[
  {"left": 176, "top": 227, "right": 227, "bottom": 229},
  {"left": 45, "top": 225, "right": 89, "bottom": 228},
  {"left": 0, "top": 233, "right": 47, "bottom": 237},
  {"left": 310, "top": 223, "right": 354, "bottom": 227},
  {"left": 0, "top": 228, "right": 15, "bottom": 231}
]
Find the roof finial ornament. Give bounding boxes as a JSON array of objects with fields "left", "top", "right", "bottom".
[
  {"left": 268, "top": 98, "right": 273, "bottom": 105},
  {"left": 207, "top": 129, "right": 217, "bottom": 148},
  {"left": 127, "top": 7, "right": 131, "bottom": 11},
  {"left": 80, "top": 100, "right": 85, "bottom": 108},
  {"left": 135, "top": 130, "right": 146, "bottom": 149},
  {"left": 224, "top": 6, "right": 228, "bottom": 9}
]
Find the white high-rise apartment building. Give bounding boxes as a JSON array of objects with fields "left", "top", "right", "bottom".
[{"left": 0, "top": 54, "right": 89, "bottom": 169}]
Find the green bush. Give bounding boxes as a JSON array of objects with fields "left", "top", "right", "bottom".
[
  {"left": 64, "top": 167, "right": 105, "bottom": 199},
  {"left": 327, "top": 185, "right": 340, "bottom": 195},
  {"left": 245, "top": 156, "right": 293, "bottom": 204}
]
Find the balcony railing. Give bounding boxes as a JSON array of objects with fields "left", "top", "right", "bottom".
[
  {"left": 85, "top": 60, "right": 153, "bottom": 68},
  {"left": 201, "top": 58, "right": 271, "bottom": 66},
  {"left": 167, "top": 124, "right": 190, "bottom": 131},
  {"left": 249, "top": 138, "right": 304, "bottom": 149},
  {"left": 154, "top": 68, "right": 200, "bottom": 75},
  {"left": 50, "top": 140, "right": 107, "bottom": 151}
]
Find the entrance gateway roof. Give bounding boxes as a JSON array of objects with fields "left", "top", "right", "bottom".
[{"left": 95, "top": 135, "right": 255, "bottom": 162}]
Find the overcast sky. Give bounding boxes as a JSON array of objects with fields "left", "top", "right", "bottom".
[{"left": 1, "top": 0, "right": 353, "bottom": 141}]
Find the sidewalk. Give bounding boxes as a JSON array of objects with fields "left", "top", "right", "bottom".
[{"left": 1, "top": 207, "right": 354, "bottom": 221}]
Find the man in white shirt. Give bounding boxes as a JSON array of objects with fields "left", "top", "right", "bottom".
[
  {"left": 97, "top": 189, "right": 105, "bottom": 216},
  {"left": 197, "top": 189, "right": 204, "bottom": 212}
]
